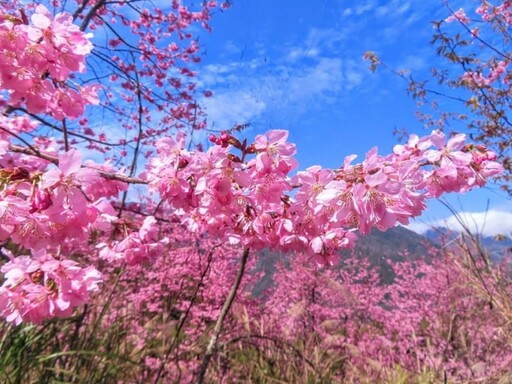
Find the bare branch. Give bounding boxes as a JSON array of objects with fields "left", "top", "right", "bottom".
[{"left": 8, "top": 144, "right": 147, "bottom": 184}]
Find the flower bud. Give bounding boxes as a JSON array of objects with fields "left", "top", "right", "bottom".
[{"left": 31, "top": 188, "right": 52, "bottom": 212}]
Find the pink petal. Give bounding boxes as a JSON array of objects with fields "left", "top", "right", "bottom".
[{"left": 59, "top": 149, "right": 82, "bottom": 176}]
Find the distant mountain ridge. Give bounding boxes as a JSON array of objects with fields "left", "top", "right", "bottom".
[
  {"left": 343, "top": 226, "right": 437, "bottom": 283},
  {"left": 254, "top": 226, "right": 437, "bottom": 293},
  {"left": 423, "top": 227, "right": 512, "bottom": 262},
  {"left": 253, "top": 225, "right": 511, "bottom": 294}
]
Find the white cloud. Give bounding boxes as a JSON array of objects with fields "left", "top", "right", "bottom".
[
  {"left": 403, "top": 11, "right": 422, "bottom": 27},
  {"left": 197, "top": 51, "right": 367, "bottom": 127},
  {"left": 286, "top": 47, "right": 320, "bottom": 62},
  {"left": 199, "top": 63, "right": 243, "bottom": 87},
  {"left": 362, "top": 0, "right": 411, "bottom": 19},
  {"left": 396, "top": 1, "right": 411, "bottom": 15},
  {"left": 354, "top": 1, "right": 376, "bottom": 16},
  {"left": 407, "top": 209, "right": 512, "bottom": 237},
  {"left": 382, "top": 27, "right": 401, "bottom": 42},
  {"left": 399, "top": 54, "right": 428, "bottom": 72},
  {"left": 223, "top": 40, "right": 242, "bottom": 55},
  {"left": 375, "top": 6, "right": 390, "bottom": 18},
  {"left": 202, "top": 91, "right": 266, "bottom": 131},
  {"left": 344, "top": 59, "right": 364, "bottom": 89},
  {"left": 286, "top": 57, "right": 343, "bottom": 102},
  {"left": 304, "top": 27, "right": 349, "bottom": 53}
]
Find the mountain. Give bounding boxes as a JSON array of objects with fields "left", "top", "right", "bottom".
[
  {"left": 348, "top": 226, "right": 436, "bottom": 260},
  {"left": 252, "top": 226, "right": 437, "bottom": 294},
  {"left": 424, "top": 227, "right": 512, "bottom": 262},
  {"left": 341, "top": 226, "right": 438, "bottom": 284},
  {"left": 253, "top": 225, "right": 511, "bottom": 294}
]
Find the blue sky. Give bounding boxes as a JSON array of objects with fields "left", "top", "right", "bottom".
[
  {"left": 197, "top": 0, "right": 443, "bottom": 163},
  {"left": 189, "top": 0, "right": 512, "bottom": 235}
]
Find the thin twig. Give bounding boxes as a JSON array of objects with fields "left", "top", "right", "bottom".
[
  {"left": 194, "top": 248, "right": 250, "bottom": 384},
  {"left": 8, "top": 144, "right": 147, "bottom": 184},
  {"left": 62, "top": 119, "right": 69, "bottom": 152},
  {"left": 153, "top": 245, "right": 219, "bottom": 384},
  {"left": 118, "top": 53, "right": 144, "bottom": 217}
]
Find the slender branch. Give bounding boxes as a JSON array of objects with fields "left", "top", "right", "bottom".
[
  {"left": 153, "top": 245, "right": 219, "bottom": 384},
  {"left": 2, "top": 106, "right": 15, "bottom": 116},
  {"left": 11, "top": 107, "right": 129, "bottom": 147},
  {"left": 0, "top": 126, "right": 44, "bottom": 157},
  {"left": 72, "top": 0, "right": 90, "bottom": 21},
  {"left": 8, "top": 143, "right": 57, "bottom": 165},
  {"left": 376, "top": 61, "right": 468, "bottom": 104},
  {"left": 194, "top": 248, "right": 250, "bottom": 384},
  {"left": 97, "top": 169, "right": 146, "bottom": 184},
  {"left": 111, "top": 203, "right": 178, "bottom": 223},
  {"left": 101, "top": 18, "right": 146, "bottom": 54},
  {"left": 443, "top": 0, "right": 512, "bottom": 61},
  {"left": 80, "top": 0, "right": 106, "bottom": 31},
  {"left": 127, "top": 54, "right": 144, "bottom": 179},
  {"left": 118, "top": 53, "right": 144, "bottom": 217},
  {"left": 8, "top": 144, "right": 147, "bottom": 184},
  {"left": 62, "top": 118, "right": 69, "bottom": 151},
  {"left": 444, "top": 40, "right": 512, "bottom": 130}
]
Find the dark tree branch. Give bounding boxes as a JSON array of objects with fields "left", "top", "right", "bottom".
[{"left": 194, "top": 248, "right": 250, "bottom": 384}]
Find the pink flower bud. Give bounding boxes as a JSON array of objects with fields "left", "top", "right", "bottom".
[{"left": 31, "top": 188, "right": 52, "bottom": 212}]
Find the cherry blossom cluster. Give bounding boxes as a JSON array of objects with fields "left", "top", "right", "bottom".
[
  {"left": 413, "top": 1, "right": 512, "bottom": 184},
  {"left": 0, "top": 0, "right": 227, "bottom": 325},
  {"left": 146, "top": 129, "right": 502, "bottom": 265},
  {"left": 97, "top": 216, "right": 168, "bottom": 265},
  {"left": 445, "top": 8, "right": 470, "bottom": 24},
  {"left": 0, "top": 248, "right": 101, "bottom": 325},
  {"left": 0, "top": 126, "right": 502, "bottom": 324},
  {"left": 476, "top": 0, "right": 512, "bottom": 24},
  {"left": 97, "top": 0, "right": 228, "bottom": 140},
  {"left": 459, "top": 60, "right": 510, "bottom": 88},
  {"left": 0, "top": 0, "right": 505, "bottom": 333},
  {"left": 0, "top": 5, "right": 98, "bottom": 119},
  {"left": 444, "top": 4, "right": 512, "bottom": 91},
  {"left": 0, "top": 114, "right": 39, "bottom": 156},
  {"left": 0, "top": 149, "right": 122, "bottom": 251},
  {"left": 0, "top": 150, "right": 127, "bottom": 323}
]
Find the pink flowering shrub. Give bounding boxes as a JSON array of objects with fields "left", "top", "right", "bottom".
[
  {"left": 3, "top": 231, "right": 509, "bottom": 383},
  {"left": 219, "top": 245, "right": 512, "bottom": 383},
  {"left": 0, "top": 249, "right": 101, "bottom": 325},
  {"left": 0, "top": 5, "right": 98, "bottom": 119}
]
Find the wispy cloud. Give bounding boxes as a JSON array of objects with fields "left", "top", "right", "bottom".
[
  {"left": 407, "top": 209, "right": 512, "bottom": 237},
  {"left": 345, "top": 0, "right": 411, "bottom": 19},
  {"left": 202, "top": 91, "right": 266, "bottom": 131},
  {"left": 354, "top": 1, "right": 377, "bottom": 16},
  {"left": 285, "top": 46, "right": 320, "bottom": 62},
  {"left": 197, "top": 0, "right": 448, "bottom": 139},
  {"left": 198, "top": 52, "right": 366, "bottom": 130},
  {"left": 303, "top": 27, "right": 350, "bottom": 54},
  {"left": 285, "top": 58, "right": 343, "bottom": 103}
]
